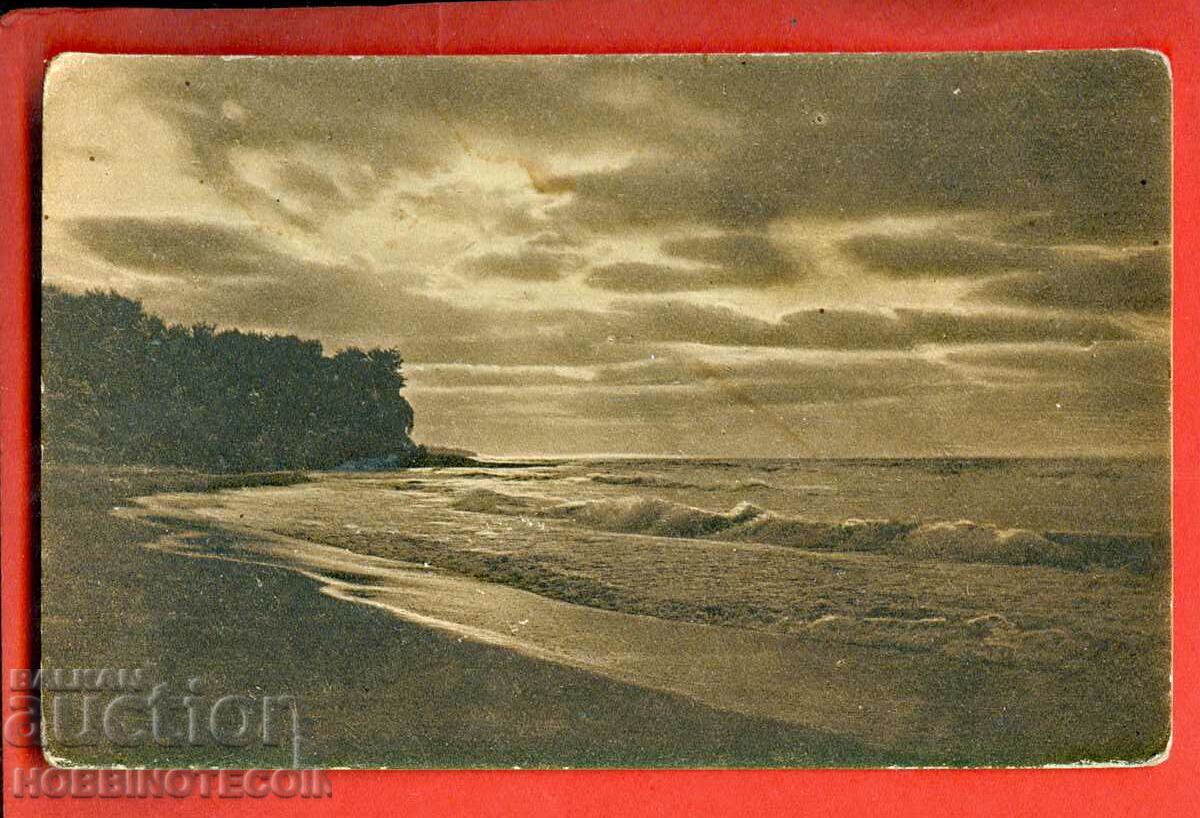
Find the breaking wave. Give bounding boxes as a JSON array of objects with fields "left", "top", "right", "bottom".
[
  {"left": 897, "top": 520, "right": 1083, "bottom": 568},
  {"left": 451, "top": 488, "right": 559, "bottom": 516},
  {"left": 543, "top": 496, "right": 766, "bottom": 539},
  {"left": 453, "top": 490, "right": 1159, "bottom": 571}
]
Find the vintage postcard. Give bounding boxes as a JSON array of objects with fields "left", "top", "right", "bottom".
[{"left": 38, "top": 51, "right": 1171, "bottom": 768}]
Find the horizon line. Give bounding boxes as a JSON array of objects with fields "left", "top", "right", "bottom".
[{"left": 434, "top": 449, "right": 1170, "bottom": 462}]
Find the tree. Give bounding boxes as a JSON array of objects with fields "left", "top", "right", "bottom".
[{"left": 41, "top": 286, "right": 420, "bottom": 471}]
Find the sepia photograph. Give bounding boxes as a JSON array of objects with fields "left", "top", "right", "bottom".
[{"left": 37, "top": 51, "right": 1171, "bottom": 769}]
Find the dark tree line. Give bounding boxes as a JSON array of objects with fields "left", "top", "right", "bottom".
[{"left": 41, "top": 286, "right": 421, "bottom": 471}]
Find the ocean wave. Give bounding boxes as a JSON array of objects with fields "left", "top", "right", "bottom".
[
  {"left": 452, "top": 489, "right": 1157, "bottom": 571},
  {"left": 715, "top": 516, "right": 915, "bottom": 553},
  {"left": 450, "top": 488, "right": 559, "bottom": 516},
  {"left": 897, "top": 521, "right": 1087, "bottom": 569},
  {"left": 543, "top": 496, "right": 766, "bottom": 539},
  {"left": 443, "top": 469, "right": 565, "bottom": 482},
  {"left": 725, "top": 513, "right": 1094, "bottom": 569}
]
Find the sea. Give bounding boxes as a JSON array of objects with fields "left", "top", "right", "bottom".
[
  {"left": 125, "top": 453, "right": 1172, "bottom": 758},
  {"left": 437, "top": 455, "right": 1170, "bottom": 536}
]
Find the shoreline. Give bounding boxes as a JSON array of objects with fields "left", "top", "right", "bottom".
[
  {"left": 39, "top": 465, "right": 888, "bottom": 768},
  {"left": 124, "top": 498, "right": 942, "bottom": 756},
  {"left": 124, "top": 481, "right": 1169, "bottom": 766},
  {"left": 39, "top": 464, "right": 1171, "bottom": 768}
]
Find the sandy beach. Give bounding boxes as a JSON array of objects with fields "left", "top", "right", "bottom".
[
  {"left": 40, "top": 466, "right": 884, "bottom": 768},
  {"left": 40, "top": 465, "right": 1170, "bottom": 767}
]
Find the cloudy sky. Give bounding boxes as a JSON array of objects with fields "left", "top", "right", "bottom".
[{"left": 42, "top": 52, "right": 1170, "bottom": 457}]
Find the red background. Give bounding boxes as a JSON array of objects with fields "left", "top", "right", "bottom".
[{"left": 1, "top": 2, "right": 1196, "bottom": 815}]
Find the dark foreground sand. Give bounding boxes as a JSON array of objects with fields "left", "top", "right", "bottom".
[
  {"left": 40, "top": 466, "right": 886, "bottom": 768},
  {"left": 41, "top": 465, "right": 1170, "bottom": 768}
]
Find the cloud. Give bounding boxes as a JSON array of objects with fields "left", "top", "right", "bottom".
[
  {"left": 587, "top": 352, "right": 950, "bottom": 399},
  {"left": 585, "top": 235, "right": 809, "bottom": 292},
  {"left": 881, "top": 308, "right": 1132, "bottom": 347},
  {"left": 608, "top": 301, "right": 1131, "bottom": 350},
  {"left": 460, "top": 249, "right": 582, "bottom": 281},
  {"left": 42, "top": 53, "right": 1172, "bottom": 457},
  {"left": 565, "top": 367, "right": 940, "bottom": 418},
  {"left": 114, "top": 56, "right": 728, "bottom": 236},
  {"left": 841, "top": 228, "right": 1171, "bottom": 313},
  {"left": 528, "top": 231, "right": 585, "bottom": 250},
  {"left": 946, "top": 340, "right": 1168, "bottom": 381},
  {"left": 661, "top": 233, "right": 807, "bottom": 286},
  {"left": 558, "top": 52, "right": 1170, "bottom": 242},
  {"left": 394, "top": 301, "right": 1130, "bottom": 369},
  {"left": 605, "top": 300, "right": 781, "bottom": 347},
  {"left": 105, "top": 52, "right": 1167, "bottom": 245},
  {"left": 62, "top": 216, "right": 463, "bottom": 341},
  {"left": 999, "top": 209, "right": 1171, "bottom": 247},
  {"left": 585, "top": 262, "right": 707, "bottom": 293},
  {"left": 943, "top": 341, "right": 1170, "bottom": 415},
  {"left": 841, "top": 233, "right": 1050, "bottom": 278},
  {"left": 409, "top": 340, "right": 1167, "bottom": 423},
  {"left": 409, "top": 343, "right": 1170, "bottom": 457},
  {"left": 974, "top": 248, "right": 1171, "bottom": 314},
  {"left": 66, "top": 216, "right": 353, "bottom": 281},
  {"left": 273, "top": 160, "right": 358, "bottom": 211},
  {"left": 407, "top": 363, "right": 593, "bottom": 389}
]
